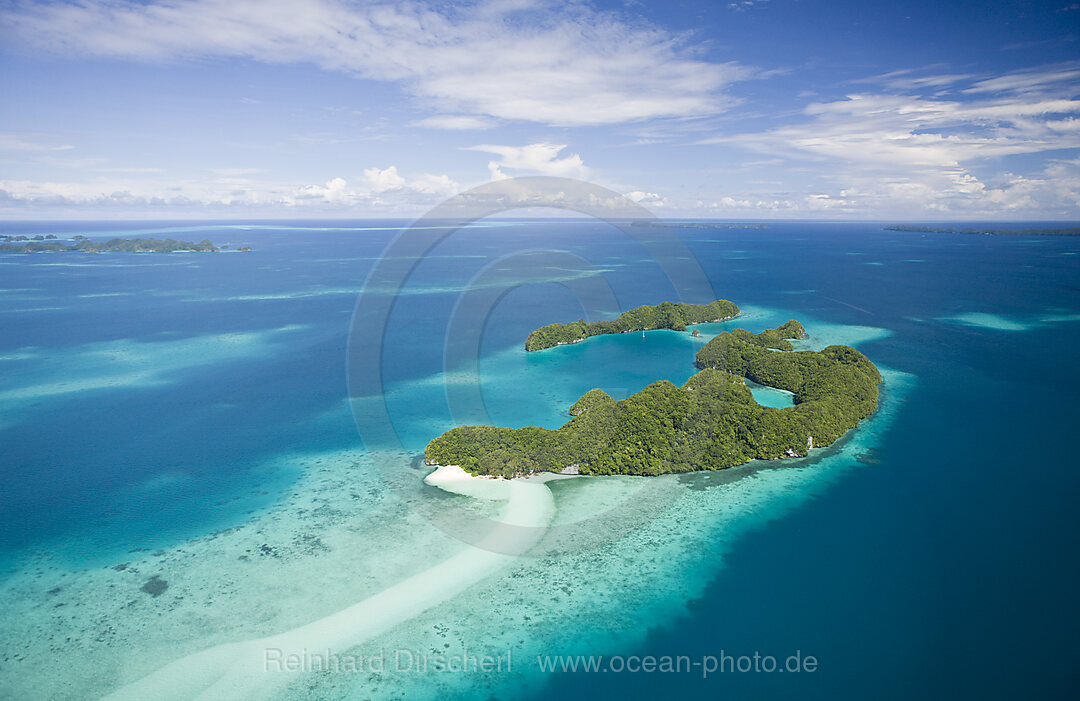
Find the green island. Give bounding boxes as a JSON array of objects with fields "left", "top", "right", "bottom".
[
  {"left": 426, "top": 312, "right": 882, "bottom": 478},
  {"left": 0, "top": 236, "right": 244, "bottom": 253},
  {"left": 885, "top": 225, "right": 1080, "bottom": 236},
  {"left": 525, "top": 299, "right": 740, "bottom": 351}
]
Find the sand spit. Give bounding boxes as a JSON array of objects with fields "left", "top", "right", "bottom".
[{"left": 105, "top": 476, "right": 554, "bottom": 700}]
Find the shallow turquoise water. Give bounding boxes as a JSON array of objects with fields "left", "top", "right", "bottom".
[{"left": 745, "top": 378, "right": 796, "bottom": 408}]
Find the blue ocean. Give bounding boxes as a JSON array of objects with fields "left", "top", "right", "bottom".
[{"left": 1, "top": 219, "right": 1078, "bottom": 699}]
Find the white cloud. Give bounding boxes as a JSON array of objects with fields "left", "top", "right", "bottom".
[
  {"left": 2, "top": 0, "right": 751, "bottom": 127},
  {"left": 727, "top": 1, "right": 769, "bottom": 11},
  {"left": 362, "top": 166, "right": 406, "bottom": 193},
  {"left": 702, "top": 64, "right": 1080, "bottom": 216},
  {"left": 697, "top": 158, "right": 1080, "bottom": 218},
  {"left": 295, "top": 176, "right": 350, "bottom": 202},
  {"left": 466, "top": 143, "right": 589, "bottom": 179},
  {"left": 0, "top": 165, "right": 461, "bottom": 214},
  {"left": 359, "top": 166, "right": 458, "bottom": 197},
  {"left": 964, "top": 66, "right": 1080, "bottom": 94},
  {"left": 849, "top": 69, "right": 977, "bottom": 92},
  {"left": 408, "top": 173, "right": 458, "bottom": 195},
  {"left": 625, "top": 191, "right": 665, "bottom": 207}
]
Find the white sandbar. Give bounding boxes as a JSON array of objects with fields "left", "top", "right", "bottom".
[{"left": 105, "top": 472, "right": 553, "bottom": 701}]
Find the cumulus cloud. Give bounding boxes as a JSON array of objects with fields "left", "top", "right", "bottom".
[
  {"left": 466, "top": 143, "right": 589, "bottom": 179},
  {"left": 2, "top": 0, "right": 750, "bottom": 127},
  {"left": 625, "top": 191, "right": 665, "bottom": 207},
  {"left": 0, "top": 165, "right": 461, "bottom": 214},
  {"left": 295, "top": 176, "right": 350, "bottom": 202},
  {"left": 407, "top": 173, "right": 458, "bottom": 195},
  {"left": 362, "top": 166, "right": 406, "bottom": 193},
  {"left": 0, "top": 180, "right": 202, "bottom": 211}
]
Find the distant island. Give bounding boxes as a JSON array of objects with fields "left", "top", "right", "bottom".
[
  {"left": 525, "top": 299, "right": 740, "bottom": 351},
  {"left": 885, "top": 225, "right": 1080, "bottom": 236},
  {"left": 0, "top": 236, "right": 247, "bottom": 253},
  {"left": 426, "top": 311, "right": 882, "bottom": 478}
]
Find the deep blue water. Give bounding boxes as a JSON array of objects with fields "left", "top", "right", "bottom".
[{"left": 1, "top": 219, "right": 1078, "bottom": 698}]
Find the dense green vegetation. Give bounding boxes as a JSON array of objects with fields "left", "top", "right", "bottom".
[
  {"left": 426, "top": 318, "right": 881, "bottom": 478},
  {"left": 0, "top": 237, "right": 222, "bottom": 253},
  {"left": 525, "top": 299, "right": 739, "bottom": 351},
  {"left": 885, "top": 225, "right": 1080, "bottom": 236},
  {"left": 714, "top": 319, "right": 806, "bottom": 353}
]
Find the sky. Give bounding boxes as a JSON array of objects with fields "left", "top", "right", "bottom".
[{"left": 0, "top": 0, "right": 1078, "bottom": 220}]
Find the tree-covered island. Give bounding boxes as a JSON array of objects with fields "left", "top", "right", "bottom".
[
  {"left": 426, "top": 312, "right": 882, "bottom": 478},
  {"left": 525, "top": 299, "right": 740, "bottom": 351},
  {"left": 884, "top": 225, "right": 1080, "bottom": 236},
  {"left": 0, "top": 236, "right": 238, "bottom": 253}
]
